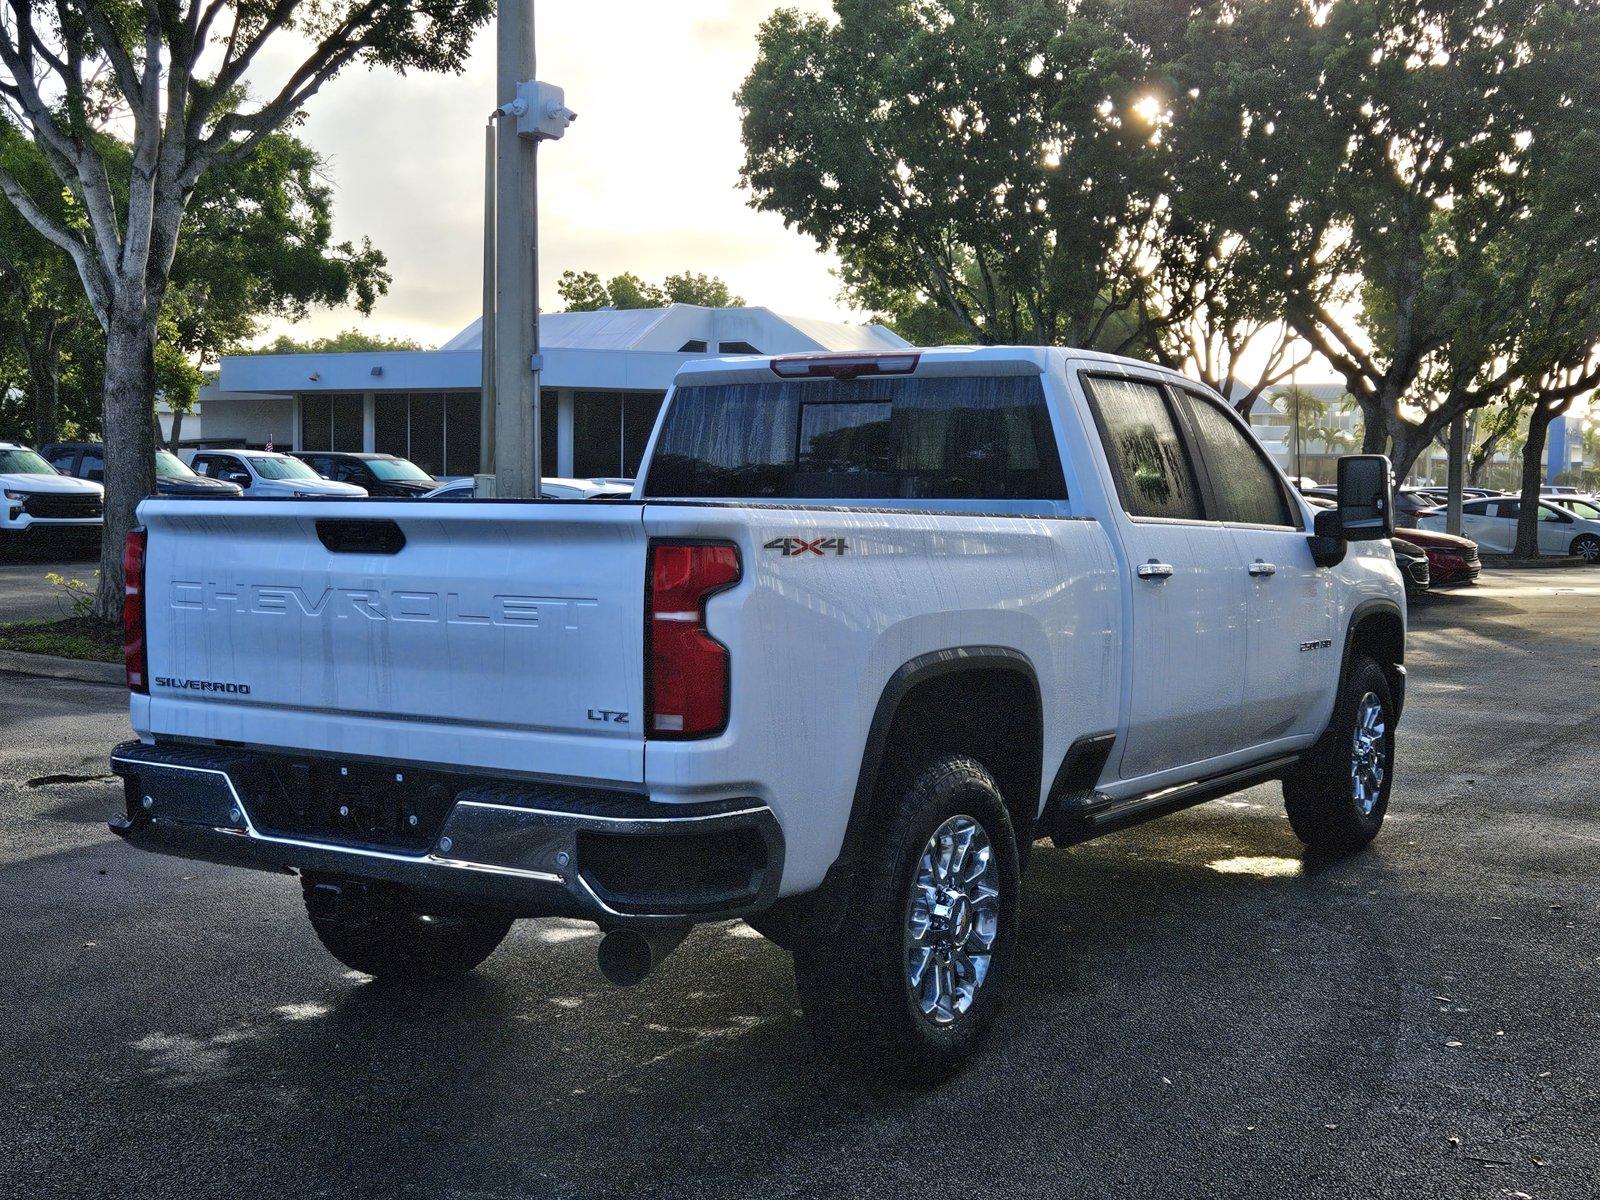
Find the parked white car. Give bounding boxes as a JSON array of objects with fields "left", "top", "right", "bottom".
[
  {"left": 1422, "top": 496, "right": 1600, "bottom": 561},
  {"left": 1547, "top": 495, "right": 1600, "bottom": 521},
  {"left": 0, "top": 440, "right": 104, "bottom": 548},
  {"left": 182, "top": 448, "right": 367, "bottom": 498}
]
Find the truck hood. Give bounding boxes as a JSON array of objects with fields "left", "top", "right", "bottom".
[
  {"left": 260, "top": 478, "right": 367, "bottom": 497},
  {"left": 0, "top": 472, "right": 104, "bottom": 496}
]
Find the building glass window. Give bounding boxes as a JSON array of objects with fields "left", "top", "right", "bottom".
[
  {"left": 623, "top": 395, "right": 662, "bottom": 477},
  {"left": 446, "top": 394, "right": 481, "bottom": 476},
  {"left": 299, "top": 393, "right": 363, "bottom": 450},
  {"left": 542, "top": 394, "right": 559, "bottom": 476},
  {"left": 300, "top": 395, "right": 331, "bottom": 449},
  {"left": 333, "top": 395, "right": 364, "bottom": 450},
  {"left": 574, "top": 391, "right": 622, "bottom": 479},
  {"left": 408, "top": 393, "right": 445, "bottom": 476},
  {"left": 374, "top": 396, "right": 407, "bottom": 458}
]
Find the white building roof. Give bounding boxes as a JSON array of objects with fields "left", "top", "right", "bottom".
[
  {"left": 220, "top": 303, "right": 908, "bottom": 398},
  {"left": 438, "top": 304, "right": 907, "bottom": 355}
]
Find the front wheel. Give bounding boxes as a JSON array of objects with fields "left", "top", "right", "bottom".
[
  {"left": 792, "top": 754, "right": 1020, "bottom": 1085},
  {"left": 1283, "top": 654, "right": 1395, "bottom": 854},
  {"left": 1572, "top": 534, "right": 1600, "bottom": 564},
  {"left": 301, "top": 873, "right": 514, "bottom": 982}
]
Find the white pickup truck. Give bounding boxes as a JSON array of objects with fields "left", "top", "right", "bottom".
[{"left": 111, "top": 347, "right": 1405, "bottom": 1082}]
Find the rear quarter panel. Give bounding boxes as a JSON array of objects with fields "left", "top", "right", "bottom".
[{"left": 641, "top": 503, "right": 1122, "bottom": 894}]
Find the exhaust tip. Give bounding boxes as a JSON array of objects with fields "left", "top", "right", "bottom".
[
  {"left": 597, "top": 929, "right": 655, "bottom": 987},
  {"left": 596, "top": 923, "right": 691, "bottom": 987}
]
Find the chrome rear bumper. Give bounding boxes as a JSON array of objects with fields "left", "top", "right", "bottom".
[{"left": 109, "top": 740, "right": 782, "bottom": 925}]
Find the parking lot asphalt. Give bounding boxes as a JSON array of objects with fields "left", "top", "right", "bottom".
[
  {"left": 2, "top": 567, "right": 1597, "bottom": 1200},
  {"left": 0, "top": 543, "right": 99, "bottom": 622}
]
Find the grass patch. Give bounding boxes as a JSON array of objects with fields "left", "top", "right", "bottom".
[{"left": 0, "top": 616, "right": 122, "bottom": 664}]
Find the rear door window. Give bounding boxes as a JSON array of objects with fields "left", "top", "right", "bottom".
[
  {"left": 1082, "top": 376, "right": 1204, "bottom": 521},
  {"left": 644, "top": 373, "right": 1066, "bottom": 501}
]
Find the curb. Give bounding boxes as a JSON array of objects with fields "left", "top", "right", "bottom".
[
  {"left": 0, "top": 648, "right": 124, "bottom": 686},
  {"left": 1478, "top": 555, "right": 1596, "bottom": 572}
]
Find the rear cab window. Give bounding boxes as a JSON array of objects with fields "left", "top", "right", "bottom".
[{"left": 643, "top": 373, "right": 1066, "bottom": 502}]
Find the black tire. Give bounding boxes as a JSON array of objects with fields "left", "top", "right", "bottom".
[
  {"left": 792, "top": 754, "right": 1020, "bottom": 1085},
  {"left": 1283, "top": 655, "right": 1395, "bottom": 854},
  {"left": 301, "top": 873, "right": 514, "bottom": 981},
  {"left": 1572, "top": 534, "right": 1600, "bottom": 564}
]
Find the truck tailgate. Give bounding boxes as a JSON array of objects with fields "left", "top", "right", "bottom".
[{"left": 136, "top": 499, "right": 648, "bottom": 785}]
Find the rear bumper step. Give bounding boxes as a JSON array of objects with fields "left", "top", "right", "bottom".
[{"left": 109, "top": 741, "right": 783, "bottom": 924}]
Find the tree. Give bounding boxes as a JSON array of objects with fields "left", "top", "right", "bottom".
[
  {"left": 739, "top": 1, "right": 1340, "bottom": 411},
  {"left": 241, "top": 330, "right": 426, "bottom": 355},
  {"left": 1165, "top": 0, "right": 1600, "bottom": 481},
  {"left": 0, "top": 124, "right": 98, "bottom": 443},
  {"left": 556, "top": 269, "right": 744, "bottom": 312},
  {"left": 739, "top": 2, "right": 1165, "bottom": 349},
  {"left": 0, "top": 0, "right": 491, "bottom": 617}
]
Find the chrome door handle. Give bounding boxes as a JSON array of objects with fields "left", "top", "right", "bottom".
[
  {"left": 1248, "top": 560, "right": 1277, "bottom": 577},
  {"left": 1137, "top": 560, "right": 1175, "bottom": 580}
]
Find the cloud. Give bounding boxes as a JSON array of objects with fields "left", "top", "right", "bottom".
[{"left": 249, "top": 0, "right": 845, "bottom": 347}]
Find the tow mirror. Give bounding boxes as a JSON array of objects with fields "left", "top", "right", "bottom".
[
  {"left": 1336, "top": 454, "right": 1394, "bottom": 541},
  {"left": 1308, "top": 453, "right": 1393, "bottom": 567}
]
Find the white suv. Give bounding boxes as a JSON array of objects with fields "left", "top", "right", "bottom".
[
  {"left": 183, "top": 448, "right": 367, "bottom": 498},
  {"left": 0, "top": 441, "right": 104, "bottom": 550}
]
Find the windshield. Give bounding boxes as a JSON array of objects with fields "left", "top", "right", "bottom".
[
  {"left": 366, "top": 457, "right": 432, "bottom": 482},
  {"left": 0, "top": 449, "right": 56, "bottom": 476},
  {"left": 155, "top": 450, "right": 197, "bottom": 479},
  {"left": 1561, "top": 498, "right": 1600, "bottom": 519},
  {"left": 251, "top": 454, "right": 319, "bottom": 481}
]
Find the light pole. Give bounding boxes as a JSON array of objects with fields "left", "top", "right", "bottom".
[{"left": 478, "top": 0, "right": 574, "bottom": 498}]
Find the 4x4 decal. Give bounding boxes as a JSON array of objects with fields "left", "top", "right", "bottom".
[{"left": 764, "top": 536, "right": 849, "bottom": 557}]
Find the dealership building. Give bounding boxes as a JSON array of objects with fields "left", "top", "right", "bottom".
[{"left": 204, "top": 304, "right": 908, "bottom": 479}]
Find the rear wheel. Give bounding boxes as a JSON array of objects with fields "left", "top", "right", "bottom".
[
  {"left": 1572, "top": 534, "right": 1600, "bottom": 564},
  {"left": 301, "top": 873, "right": 514, "bottom": 982},
  {"left": 792, "top": 754, "right": 1020, "bottom": 1085},
  {"left": 1283, "top": 655, "right": 1395, "bottom": 854}
]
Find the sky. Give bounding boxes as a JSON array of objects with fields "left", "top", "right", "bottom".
[{"left": 253, "top": 0, "right": 842, "bottom": 349}]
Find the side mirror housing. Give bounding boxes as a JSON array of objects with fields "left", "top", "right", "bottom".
[
  {"left": 1337, "top": 454, "right": 1394, "bottom": 541},
  {"left": 1306, "top": 454, "right": 1394, "bottom": 567}
]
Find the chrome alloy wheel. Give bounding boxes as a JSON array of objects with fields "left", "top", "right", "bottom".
[
  {"left": 1351, "top": 691, "right": 1388, "bottom": 816},
  {"left": 904, "top": 814, "right": 1001, "bottom": 1027}
]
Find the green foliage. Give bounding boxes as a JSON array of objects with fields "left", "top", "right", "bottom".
[
  {"left": 557, "top": 269, "right": 745, "bottom": 312},
  {"left": 169, "top": 133, "right": 393, "bottom": 370},
  {"left": 0, "top": 125, "right": 393, "bottom": 444},
  {"left": 740, "top": 0, "right": 1600, "bottom": 470},
  {"left": 739, "top": 1, "right": 1161, "bottom": 348},
  {"left": 241, "top": 329, "right": 429, "bottom": 355},
  {"left": 43, "top": 572, "right": 96, "bottom": 620}
]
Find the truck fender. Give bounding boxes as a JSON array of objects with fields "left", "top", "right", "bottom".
[{"left": 750, "top": 646, "right": 1039, "bottom": 948}]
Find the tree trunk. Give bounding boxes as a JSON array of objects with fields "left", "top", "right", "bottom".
[
  {"left": 93, "top": 301, "right": 160, "bottom": 621},
  {"left": 28, "top": 353, "right": 60, "bottom": 446},
  {"left": 168, "top": 405, "right": 185, "bottom": 448},
  {"left": 1513, "top": 405, "right": 1553, "bottom": 560},
  {"left": 1468, "top": 427, "right": 1502, "bottom": 487},
  {"left": 1388, "top": 424, "right": 1429, "bottom": 493}
]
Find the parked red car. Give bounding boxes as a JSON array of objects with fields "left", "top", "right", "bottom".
[{"left": 1392, "top": 527, "right": 1481, "bottom": 585}]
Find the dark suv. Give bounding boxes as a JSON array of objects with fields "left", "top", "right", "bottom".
[
  {"left": 293, "top": 452, "right": 439, "bottom": 497},
  {"left": 41, "top": 442, "right": 242, "bottom": 498}
]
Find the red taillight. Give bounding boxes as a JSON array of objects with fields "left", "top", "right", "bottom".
[
  {"left": 647, "top": 541, "right": 740, "bottom": 739},
  {"left": 122, "top": 528, "right": 147, "bottom": 694}
]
